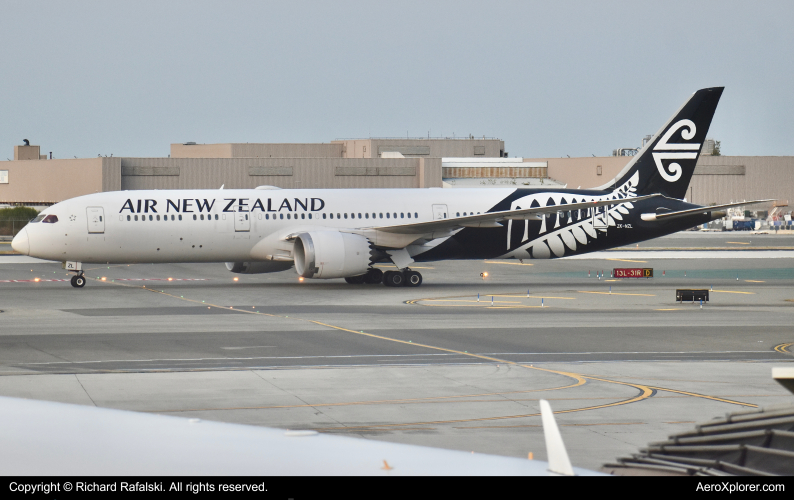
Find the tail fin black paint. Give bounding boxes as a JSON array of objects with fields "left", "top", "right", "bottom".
[{"left": 599, "top": 87, "right": 724, "bottom": 199}]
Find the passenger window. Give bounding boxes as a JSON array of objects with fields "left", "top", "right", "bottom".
[
  {"left": 365, "top": 213, "right": 369, "bottom": 219},
  {"left": 379, "top": 213, "right": 383, "bottom": 219},
  {"left": 178, "top": 215, "right": 182, "bottom": 221},
  {"left": 407, "top": 213, "right": 411, "bottom": 218},
  {"left": 308, "top": 214, "right": 312, "bottom": 219},
  {"left": 414, "top": 212, "right": 418, "bottom": 218},
  {"left": 301, "top": 213, "right": 305, "bottom": 219},
  {"left": 280, "top": 214, "right": 283, "bottom": 220},
  {"left": 215, "top": 214, "right": 219, "bottom": 220},
  {"left": 156, "top": 215, "right": 160, "bottom": 221},
  {"left": 386, "top": 213, "right": 390, "bottom": 218},
  {"left": 330, "top": 214, "right": 334, "bottom": 219},
  {"left": 393, "top": 213, "right": 397, "bottom": 218},
  {"left": 266, "top": 214, "right": 269, "bottom": 220},
  {"left": 401, "top": 213, "right": 404, "bottom": 218},
  {"left": 287, "top": 214, "right": 291, "bottom": 219},
  {"left": 200, "top": 214, "right": 204, "bottom": 221},
  {"left": 134, "top": 215, "right": 138, "bottom": 221},
  {"left": 337, "top": 213, "right": 340, "bottom": 219},
  {"left": 344, "top": 213, "right": 348, "bottom": 219},
  {"left": 126, "top": 215, "right": 131, "bottom": 221},
  {"left": 323, "top": 213, "right": 326, "bottom": 219},
  {"left": 456, "top": 212, "right": 460, "bottom": 217},
  {"left": 193, "top": 214, "right": 197, "bottom": 220}
]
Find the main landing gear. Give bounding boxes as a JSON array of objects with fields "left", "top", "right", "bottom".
[
  {"left": 70, "top": 272, "right": 86, "bottom": 288},
  {"left": 345, "top": 268, "right": 422, "bottom": 287},
  {"left": 344, "top": 268, "right": 383, "bottom": 285}
]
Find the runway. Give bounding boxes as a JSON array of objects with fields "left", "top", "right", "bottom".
[{"left": 0, "top": 231, "right": 792, "bottom": 470}]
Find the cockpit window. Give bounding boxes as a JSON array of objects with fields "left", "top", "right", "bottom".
[
  {"left": 42, "top": 215, "right": 59, "bottom": 223},
  {"left": 30, "top": 214, "right": 46, "bottom": 223}
]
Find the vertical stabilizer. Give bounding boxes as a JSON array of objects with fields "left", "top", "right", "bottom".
[{"left": 597, "top": 87, "right": 724, "bottom": 199}]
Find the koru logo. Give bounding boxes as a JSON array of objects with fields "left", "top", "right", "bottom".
[{"left": 652, "top": 119, "right": 700, "bottom": 182}]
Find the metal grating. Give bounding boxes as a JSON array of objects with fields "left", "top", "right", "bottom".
[{"left": 603, "top": 405, "right": 794, "bottom": 476}]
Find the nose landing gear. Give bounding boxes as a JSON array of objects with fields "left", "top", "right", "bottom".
[{"left": 70, "top": 273, "right": 86, "bottom": 288}]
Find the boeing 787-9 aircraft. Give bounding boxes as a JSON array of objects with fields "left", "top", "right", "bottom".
[{"left": 12, "top": 87, "right": 769, "bottom": 288}]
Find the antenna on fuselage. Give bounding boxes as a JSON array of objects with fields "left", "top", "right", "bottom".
[{"left": 219, "top": 184, "right": 224, "bottom": 190}]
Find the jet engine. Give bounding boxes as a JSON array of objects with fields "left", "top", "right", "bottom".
[
  {"left": 225, "top": 261, "right": 294, "bottom": 274},
  {"left": 293, "top": 231, "right": 372, "bottom": 279}
]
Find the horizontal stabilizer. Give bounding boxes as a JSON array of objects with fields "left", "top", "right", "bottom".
[{"left": 641, "top": 199, "right": 775, "bottom": 222}]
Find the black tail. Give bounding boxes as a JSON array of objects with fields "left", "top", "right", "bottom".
[{"left": 600, "top": 87, "right": 724, "bottom": 199}]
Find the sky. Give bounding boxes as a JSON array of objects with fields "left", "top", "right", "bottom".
[{"left": 1, "top": 1, "right": 792, "bottom": 159}]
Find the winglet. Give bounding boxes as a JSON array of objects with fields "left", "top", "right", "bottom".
[{"left": 539, "top": 399, "right": 575, "bottom": 476}]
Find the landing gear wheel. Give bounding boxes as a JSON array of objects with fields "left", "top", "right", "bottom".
[
  {"left": 71, "top": 275, "right": 86, "bottom": 288},
  {"left": 383, "top": 270, "right": 404, "bottom": 287},
  {"left": 364, "top": 268, "right": 383, "bottom": 284},
  {"left": 345, "top": 275, "right": 366, "bottom": 284},
  {"left": 405, "top": 271, "right": 422, "bottom": 287}
]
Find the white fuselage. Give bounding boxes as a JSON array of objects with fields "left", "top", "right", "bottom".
[{"left": 18, "top": 188, "right": 514, "bottom": 264}]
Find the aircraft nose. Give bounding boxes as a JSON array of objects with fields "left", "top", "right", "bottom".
[{"left": 11, "top": 228, "right": 30, "bottom": 255}]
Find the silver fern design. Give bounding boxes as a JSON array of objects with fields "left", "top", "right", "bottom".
[{"left": 501, "top": 171, "right": 640, "bottom": 259}]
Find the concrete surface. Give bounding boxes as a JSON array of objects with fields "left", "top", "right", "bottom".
[{"left": 0, "top": 231, "right": 792, "bottom": 471}]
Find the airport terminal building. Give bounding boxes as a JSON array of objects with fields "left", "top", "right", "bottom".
[{"left": 0, "top": 139, "right": 791, "bottom": 215}]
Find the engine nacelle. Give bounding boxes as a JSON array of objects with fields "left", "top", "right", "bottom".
[
  {"left": 293, "top": 231, "right": 371, "bottom": 279},
  {"left": 225, "top": 261, "right": 293, "bottom": 274}
]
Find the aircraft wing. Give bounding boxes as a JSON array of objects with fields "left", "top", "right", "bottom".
[
  {"left": 640, "top": 199, "right": 775, "bottom": 222},
  {"left": 0, "top": 395, "right": 603, "bottom": 476},
  {"left": 377, "top": 193, "right": 661, "bottom": 235}
]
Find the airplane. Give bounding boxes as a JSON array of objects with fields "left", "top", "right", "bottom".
[
  {"left": 12, "top": 87, "right": 770, "bottom": 288},
  {"left": 0, "top": 395, "right": 600, "bottom": 475}
]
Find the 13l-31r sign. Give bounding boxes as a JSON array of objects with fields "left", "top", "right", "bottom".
[{"left": 613, "top": 268, "right": 653, "bottom": 278}]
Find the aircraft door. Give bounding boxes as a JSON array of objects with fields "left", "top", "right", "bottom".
[
  {"left": 86, "top": 207, "right": 105, "bottom": 234},
  {"left": 432, "top": 204, "right": 449, "bottom": 220},
  {"left": 234, "top": 212, "right": 250, "bottom": 232}
]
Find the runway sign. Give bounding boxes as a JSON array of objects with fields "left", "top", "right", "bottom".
[{"left": 613, "top": 268, "right": 653, "bottom": 278}]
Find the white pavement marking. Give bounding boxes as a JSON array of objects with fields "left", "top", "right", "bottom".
[
  {"left": 0, "top": 256, "right": 59, "bottom": 264},
  {"left": 16, "top": 350, "right": 779, "bottom": 366},
  {"left": 566, "top": 250, "right": 794, "bottom": 259}
]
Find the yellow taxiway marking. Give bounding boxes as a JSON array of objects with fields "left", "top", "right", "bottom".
[
  {"left": 643, "top": 386, "right": 757, "bottom": 407},
  {"left": 711, "top": 290, "right": 756, "bottom": 294},
  {"left": 485, "top": 294, "right": 575, "bottom": 299},
  {"left": 456, "top": 421, "right": 646, "bottom": 429},
  {"left": 727, "top": 241, "right": 751, "bottom": 245},
  {"left": 95, "top": 276, "right": 757, "bottom": 428},
  {"left": 774, "top": 343, "right": 793, "bottom": 354},
  {"left": 745, "top": 280, "right": 765, "bottom": 283},
  {"left": 578, "top": 291, "right": 655, "bottom": 297},
  {"left": 422, "top": 299, "right": 523, "bottom": 304},
  {"left": 605, "top": 258, "right": 648, "bottom": 263},
  {"left": 487, "top": 306, "right": 546, "bottom": 309},
  {"left": 374, "top": 265, "right": 435, "bottom": 269},
  {"left": 483, "top": 260, "right": 534, "bottom": 266}
]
